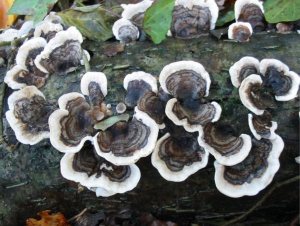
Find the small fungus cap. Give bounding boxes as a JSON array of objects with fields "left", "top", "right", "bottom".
[
  {"left": 112, "top": 18, "right": 139, "bottom": 43},
  {"left": 159, "top": 61, "right": 211, "bottom": 98},
  {"left": 198, "top": 123, "right": 252, "bottom": 166},
  {"left": 214, "top": 135, "right": 284, "bottom": 198},
  {"left": 4, "top": 65, "right": 29, "bottom": 90},
  {"left": 6, "top": 86, "right": 51, "bottom": 145},
  {"left": 121, "top": 0, "right": 154, "bottom": 20},
  {"left": 234, "top": 0, "right": 264, "bottom": 21},
  {"left": 81, "top": 72, "right": 108, "bottom": 97},
  {"left": 229, "top": 56, "right": 260, "bottom": 88},
  {"left": 33, "top": 21, "right": 64, "bottom": 40},
  {"left": 228, "top": 22, "right": 253, "bottom": 42},
  {"left": 248, "top": 112, "right": 278, "bottom": 140},
  {"left": 151, "top": 132, "right": 209, "bottom": 182},
  {"left": 93, "top": 107, "right": 159, "bottom": 165},
  {"left": 239, "top": 74, "right": 265, "bottom": 115}
]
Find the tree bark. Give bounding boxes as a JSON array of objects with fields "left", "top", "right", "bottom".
[{"left": 0, "top": 33, "right": 299, "bottom": 226}]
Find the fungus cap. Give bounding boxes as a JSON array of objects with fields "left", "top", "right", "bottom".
[
  {"left": 33, "top": 21, "right": 63, "bottom": 40},
  {"left": 93, "top": 107, "right": 159, "bottom": 165},
  {"left": 151, "top": 133, "right": 209, "bottom": 182},
  {"left": 5, "top": 86, "right": 50, "bottom": 145},
  {"left": 198, "top": 124, "right": 252, "bottom": 166},
  {"left": 234, "top": 0, "right": 264, "bottom": 21},
  {"left": 229, "top": 56, "right": 260, "bottom": 88},
  {"left": 112, "top": 18, "right": 139, "bottom": 43},
  {"left": 4, "top": 65, "right": 29, "bottom": 89},
  {"left": 214, "top": 135, "right": 284, "bottom": 198},
  {"left": 239, "top": 74, "right": 265, "bottom": 115},
  {"left": 80, "top": 72, "right": 108, "bottom": 97},
  {"left": 121, "top": 0, "right": 154, "bottom": 20},
  {"left": 228, "top": 22, "right": 253, "bottom": 42},
  {"left": 248, "top": 113, "right": 278, "bottom": 140},
  {"left": 49, "top": 92, "right": 93, "bottom": 153},
  {"left": 159, "top": 61, "right": 211, "bottom": 97}
]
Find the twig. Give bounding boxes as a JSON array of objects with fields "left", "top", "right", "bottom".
[
  {"left": 0, "top": 82, "right": 6, "bottom": 144},
  {"left": 221, "top": 175, "right": 300, "bottom": 226},
  {"left": 5, "top": 181, "right": 28, "bottom": 189},
  {"left": 68, "top": 208, "right": 88, "bottom": 222}
]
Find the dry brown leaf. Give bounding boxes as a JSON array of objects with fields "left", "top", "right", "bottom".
[{"left": 26, "top": 210, "right": 70, "bottom": 226}]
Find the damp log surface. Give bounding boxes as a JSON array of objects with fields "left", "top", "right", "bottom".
[{"left": 0, "top": 33, "right": 299, "bottom": 226}]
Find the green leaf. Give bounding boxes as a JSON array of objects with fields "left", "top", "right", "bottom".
[
  {"left": 264, "top": 0, "right": 300, "bottom": 23},
  {"left": 58, "top": 5, "right": 121, "bottom": 41},
  {"left": 8, "top": 0, "right": 58, "bottom": 23},
  {"left": 216, "top": 10, "right": 235, "bottom": 27},
  {"left": 143, "top": 0, "right": 175, "bottom": 44},
  {"left": 94, "top": 114, "right": 130, "bottom": 131}
]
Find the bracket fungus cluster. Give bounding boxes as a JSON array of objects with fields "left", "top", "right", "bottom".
[
  {"left": 4, "top": 14, "right": 88, "bottom": 90},
  {"left": 230, "top": 57, "right": 300, "bottom": 115},
  {"left": 112, "top": 0, "right": 153, "bottom": 43}
]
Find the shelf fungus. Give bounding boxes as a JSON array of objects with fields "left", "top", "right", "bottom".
[
  {"left": 112, "top": 18, "right": 140, "bottom": 43},
  {"left": 170, "top": 0, "right": 219, "bottom": 39},
  {"left": 121, "top": 0, "right": 153, "bottom": 26},
  {"left": 234, "top": 0, "right": 266, "bottom": 32},
  {"left": 198, "top": 123, "right": 252, "bottom": 166},
  {"left": 123, "top": 71, "right": 158, "bottom": 108},
  {"left": 60, "top": 142, "right": 141, "bottom": 197},
  {"left": 151, "top": 128, "right": 208, "bottom": 182},
  {"left": 228, "top": 22, "right": 253, "bottom": 42},
  {"left": 239, "top": 74, "right": 275, "bottom": 115},
  {"left": 5, "top": 37, "right": 49, "bottom": 89},
  {"left": 5, "top": 86, "right": 55, "bottom": 145},
  {"left": 34, "top": 21, "right": 64, "bottom": 41},
  {"left": 93, "top": 107, "right": 159, "bottom": 165},
  {"left": 49, "top": 72, "right": 108, "bottom": 153},
  {"left": 34, "top": 26, "right": 84, "bottom": 75},
  {"left": 160, "top": 61, "right": 221, "bottom": 132},
  {"left": 229, "top": 56, "right": 260, "bottom": 88},
  {"left": 137, "top": 91, "right": 166, "bottom": 129},
  {"left": 214, "top": 135, "right": 284, "bottom": 198},
  {"left": 248, "top": 111, "right": 278, "bottom": 140},
  {"left": 260, "top": 59, "right": 300, "bottom": 101}
]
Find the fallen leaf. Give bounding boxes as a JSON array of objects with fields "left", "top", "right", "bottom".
[
  {"left": 8, "top": 0, "right": 58, "bottom": 23},
  {"left": 94, "top": 114, "right": 130, "bottom": 130},
  {"left": 26, "top": 210, "right": 70, "bottom": 226},
  {"left": 264, "top": 0, "right": 300, "bottom": 23},
  {"left": 143, "top": 0, "right": 175, "bottom": 44},
  {"left": 58, "top": 5, "right": 121, "bottom": 41}
]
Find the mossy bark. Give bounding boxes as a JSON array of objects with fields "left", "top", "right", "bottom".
[{"left": 0, "top": 33, "right": 299, "bottom": 226}]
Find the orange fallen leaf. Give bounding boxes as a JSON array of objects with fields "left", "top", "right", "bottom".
[
  {"left": 26, "top": 210, "right": 70, "bottom": 226},
  {"left": 0, "top": 0, "right": 17, "bottom": 28}
]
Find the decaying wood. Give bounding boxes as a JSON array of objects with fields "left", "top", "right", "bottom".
[{"left": 0, "top": 33, "right": 299, "bottom": 226}]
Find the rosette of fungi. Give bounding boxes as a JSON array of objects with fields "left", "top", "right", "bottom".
[
  {"left": 160, "top": 61, "right": 222, "bottom": 132},
  {"left": 60, "top": 142, "right": 140, "bottom": 197},
  {"left": 112, "top": 0, "right": 153, "bottom": 43},
  {"left": 5, "top": 86, "right": 56, "bottom": 145},
  {"left": 248, "top": 111, "right": 278, "bottom": 140},
  {"left": 234, "top": 0, "right": 266, "bottom": 32},
  {"left": 170, "top": 0, "right": 219, "bottom": 39},
  {"left": 228, "top": 22, "right": 253, "bottom": 42},
  {"left": 4, "top": 37, "right": 49, "bottom": 89},
  {"left": 93, "top": 107, "right": 159, "bottom": 165},
  {"left": 260, "top": 59, "right": 300, "bottom": 101},
  {"left": 34, "top": 27, "right": 84, "bottom": 75},
  {"left": 151, "top": 120, "right": 208, "bottom": 182},
  {"left": 198, "top": 122, "right": 252, "bottom": 166},
  {"left": 214, "top": 135, "right": 284, "bottom": 197},
  {"left": 49, "top": 72, "right": 110, "bottom": 153}
]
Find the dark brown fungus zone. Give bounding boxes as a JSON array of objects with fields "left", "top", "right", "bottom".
[
  {"left": 248, "top": 111, "right": 278, "bottom": 140},
  {"left": 235, "top": 0, "right": 266, "bottom": 32},
  {"left": 198, "top": 122, "right": 252, "bottom": 166},
  {"left": 72, "top": 143, "right": 131, "bottom": 182},
  {"left": 6, "top": 86, "right": 56, "bottom": 145},
  {"left": 137, "top": 91, "right": 166, "bottom": 126},
  {"left": 123, "top": 71, "right": 158, "bottom": 108},
  {"left": 228, "top": 22, "right": 253, "bottom": 42},
  {"left": 214, "top": 135, "right": 284, "bottom": 197},
  {"left": 151, "top": 120, "right": 209, "bottom": 182},
  {"left": 34, "top": 27, "right": 83, "bottom": 75}
]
